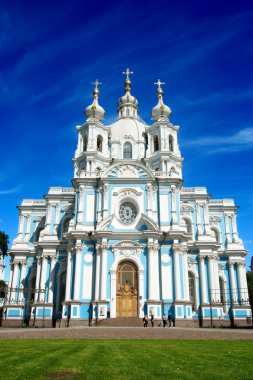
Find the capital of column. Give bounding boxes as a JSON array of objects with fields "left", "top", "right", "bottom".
[
  {"left": 181, "top": 246, "right": 188, "bottom": 255},
  {"left": 228, "top": 262, "right": 235, "bottom": 269},
  {"left": 75, "top": 244, "right": 83, "bottom": 254},
  {"left": 172, "top": 244, "right": 181, "bottom": 254},
  {"left": 198, "top": 255, "right": 205, "bottom": 262}
]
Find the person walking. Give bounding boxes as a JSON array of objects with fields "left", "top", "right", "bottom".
[
  {"left": 162, "top": 314, "right": 167, "bottom": 328},
  {"left": 150, "top": 312, "right": 154, "bottom": 327},
  {"left": 168, "top": 312, "right": 172, "bottom": 327},
  {"left": 143, "top": 315, "right": 148, "bottom": 327}
]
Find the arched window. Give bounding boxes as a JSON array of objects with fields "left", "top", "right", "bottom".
[
  {"left": 123, "top": 142, "right": 132, "bottom": 158},
  {"left": 169, "top": 135, "right": 174, "bottom": 152},
  {"left": 182, "top": 218, "right": 192, "bottom": 235},
  {"left": 97, "top": 135, "right": 103, "bottom": 152},
  {"left": 153, "top": 135, "right": 159, "bottom": 152},
  {"left": 219, "top": 277, "right": 226, "bottom": 311},
  {"left": 188, "top": 271, "right": 196, "bottom": 310},
  {"left": 83, "top": 136, "right": 87, "bottom": 152},
  {"left": 210, "top": 228, "right": 219, "bottom": 243},
  {"left": 62, "top": 219, "right": 70, "bottom": 234}
]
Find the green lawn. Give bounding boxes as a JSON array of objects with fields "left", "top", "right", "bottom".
[{"left": 0, "top": 340, "right": 252, "bottom": 379}]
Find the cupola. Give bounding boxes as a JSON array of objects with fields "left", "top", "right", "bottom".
[
  {"left": 151, "top": 79, "right": 171, "bottom": 122},
  {"left": 117, "top": 68, "right": 138, "bottom": 118},
  {"left": 84, "top": 80, "right": 105, "bottom": 122}
]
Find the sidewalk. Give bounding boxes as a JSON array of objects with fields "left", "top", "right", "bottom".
[{"left": 0, "top": 326, "right": 252, "bottom": 340}]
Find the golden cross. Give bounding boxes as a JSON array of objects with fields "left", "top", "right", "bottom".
[
  {"left": 154, "top": 79, "right": 165, "bottom": 90},
  {"left": 91, "top": 79, "right": 102, "bottom": 90},
  {"left": 123, "top": 68, "right": 134, "bottom": 79}
]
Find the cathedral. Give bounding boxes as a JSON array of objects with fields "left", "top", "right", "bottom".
[{"left": 3, "top": 70, "right": 251, "bottom": 327}]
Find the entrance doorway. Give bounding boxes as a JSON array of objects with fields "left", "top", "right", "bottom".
[{"left": 116, "top": 260, "right": 138, "bottom": 317}]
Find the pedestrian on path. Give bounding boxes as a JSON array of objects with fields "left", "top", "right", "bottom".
[
  {"left": 162, "top": 314, "right": 167, "bottom": 328},
  {"left": 150, "top": 312, "right": 154, "bottom": 327},
  {"left": 168, "top": 313, "right": 172, "bottom": 327},
  {"left": 143, "top": 315, "right": 148, "bottom": 327}
]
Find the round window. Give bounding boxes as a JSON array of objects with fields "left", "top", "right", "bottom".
[{"left": 119, "top": 202, "right": 137, "bottom": 224}]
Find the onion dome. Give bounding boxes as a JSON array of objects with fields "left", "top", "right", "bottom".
[
  {"left": 117, "top": 68, "right": 138, "bottom": 116},
  {"left": 84, "top": 80, "right": 105, "bottom": 122},
  {"left": 151, "top": 79, "right": 171, "bottom": 122}
]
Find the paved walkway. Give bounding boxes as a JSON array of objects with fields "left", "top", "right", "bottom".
[{"left": 0, "top": 326, "right": 253, "bottom": 340}]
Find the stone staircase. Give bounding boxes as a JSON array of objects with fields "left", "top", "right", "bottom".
[{"left": 95, "top": 317, "right": 145, "bottom": 327}]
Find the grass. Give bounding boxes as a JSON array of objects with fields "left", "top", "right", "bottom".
[{"left": 0, "top": 340, "right": 252, "bottom": 379}]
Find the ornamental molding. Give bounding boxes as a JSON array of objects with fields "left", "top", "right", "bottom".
[
  {"left": 180, "top": 205, "right": 194, "bottom": 214},
  {"left": 210, "top": 216, "right": 221, "bottom": 222}
]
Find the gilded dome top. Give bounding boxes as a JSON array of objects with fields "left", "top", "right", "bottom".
[{"left": 84, "top": 80, "right": 105, "bottom": 122}]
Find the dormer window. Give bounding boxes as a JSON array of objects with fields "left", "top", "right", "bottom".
[
  {"left": 123, "top": 142, "right": 132, "bottom": 158},
  {"left": 97, "top": 135, "right": 103, "bottom": 152},
  {"left": 83, "top": 136, "right": 87, "bottom": 152},
  {"left": 169, "top": 135, "right": 174, "bottom": 152},
  {"left": 153, "top": 135, "right": 159, "bottom": 152}
]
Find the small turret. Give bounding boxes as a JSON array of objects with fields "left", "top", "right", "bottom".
[
  {"left": 117, "top": 68, "right": 138, "bottom": 118},
  {"left": 84, "top": 80, "right": 105, "bottom": 122},
  {"left": 151, "top": 79, "right": 171, "bottom": 122}
]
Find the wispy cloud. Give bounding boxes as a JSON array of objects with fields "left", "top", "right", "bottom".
[
  {"left": 0, "top": 185, "right": 22, "bottom": 195},
  {"left": 176, "top": 89, "right": 253, "bottom": 107},
  {"left": 183, "top": 127, "right": 253, "bottom": 154}
]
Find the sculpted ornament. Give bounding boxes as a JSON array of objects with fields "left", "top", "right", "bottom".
[{"left": 118, "top": 165, "right": 138, "bottom": 177}]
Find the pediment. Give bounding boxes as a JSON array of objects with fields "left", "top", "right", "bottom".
[{"left": 103, "top": 163, "right": 153, "bottom": 179}]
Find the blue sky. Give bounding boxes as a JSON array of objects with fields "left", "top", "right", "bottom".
[{"left": 1, "top": 0, "right": 253, "bottom": 279}]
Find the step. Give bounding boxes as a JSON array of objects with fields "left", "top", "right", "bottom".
[{"left": 95, "top": 317, "right": 145, "bottom": 327}]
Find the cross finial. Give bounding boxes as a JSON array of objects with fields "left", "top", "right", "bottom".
[
  {"left": 154, "top": 79, "right": 165, "bottom": 90},
  {"left": 123, "top": 68, "right": 134, "bottom": 80},
  {"left": 91, "top": 79, "right": 102, "bottom": 90}
]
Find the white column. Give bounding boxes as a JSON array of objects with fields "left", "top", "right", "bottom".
[
  {"left": 74, "top": 246, "right": 82, "bottom": 300},
  {"left": 225, "top": 215, "right": 232, "bottom": 243},
  {"left": 53, "top": 204, "right": 60, "bottom": 234},
  {"left": 146, "top": 184, "right": 153, "bottom": 219},
  {"left": 24, "top": 215, "right": 31, "bottom": 242},
  {"left": 228, "top": 262, "right": 237, "bottom": 303},
  {"left": 100, "top": 243, "right": 108, "bottom": 301},
  {"left": 148, "top": 243, "right": 155, "bottom": 300},
  {"left": 183, "top": 248, "right": 190, "bottom": 301},
  {"left": 102, "top": 184, "right": 109, "bottom": 219},
  {"left": 231, "top": 214, "right": 239, "bottom": 242},
  {"left": 173, "top": 244, "right": 181, "bottom": 301},
  {"left": 152, "top": 187, "right": 157, "bottom": 223},
  {"left": 77, "top": 188, "right": 84, "bottom": 224},
  {"left": 97, "top": 187, "right": 102, "bottom": 223},
  {"left": 19, "top": 262, "right": 27, "bottom": 302},
  {"left": 17, "top": 215, "right": 24, "bottom": 241},
  {"left": 212, "top": 256, "right": 220, "bottom": 302},
  {"left": 39, "top": 256, "right": 48, "bottom": 302},
  {"left": 199, "top": 256, "right": 208, "bottom": 304},
  {"left": 203, "top": 203, "right": 210, "bottom": 235},
  {"left": 11, "top": 262, "right": 19, "bottom": 303},
  {"left": 48, "top": 255, "right": 57, "bottom": 304},
  {"left": 110, "top": 269, "right": 117, "bottom": 318},
  {"left": 171, "top": 187, "right": 178, "bottom": 227},
  {"left": 237, "top": 262, "right": 248, "bottom": 302},
  {"left": 65, "top": 250, "right": 73, "bottom": 301},
  {"left": 153, "top": 244, "right": 160, "bottom": 301},
  {"left": 8, "top": 262, "right": 14, "bottom": 302},
  {"left": 207, "top": 256, "right": 215, "bottom": 302},
  {"left": 196, "top": 203, "right": 203, "bottom": 237},
  {"left": 95, "top": 245, "right": 101, "bottom": 300},
  {"left": 35, "top": 256, "right": 41, "bottom": 301}
]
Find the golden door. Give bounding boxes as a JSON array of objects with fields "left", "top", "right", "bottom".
[{"left": 116, "top": 261, "right": 138, "bottom": 318}]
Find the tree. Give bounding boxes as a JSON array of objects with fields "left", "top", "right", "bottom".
[
  {"left": 246, "top": 271, "right": 253, "bottom": 316},
  {"left": 0, "top": 280, "right": 7, "bottom": 298},
  {"left": 0, "top": 231, "right": 9, "bottom": 257}
]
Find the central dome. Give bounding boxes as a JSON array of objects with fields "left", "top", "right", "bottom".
[{"left": 110, "top": 117, "right": 146, "bottom": 142}]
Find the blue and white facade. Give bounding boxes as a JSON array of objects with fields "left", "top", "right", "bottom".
[{"left": 4, "top": 72, "right": 251, "bottom": 327}]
